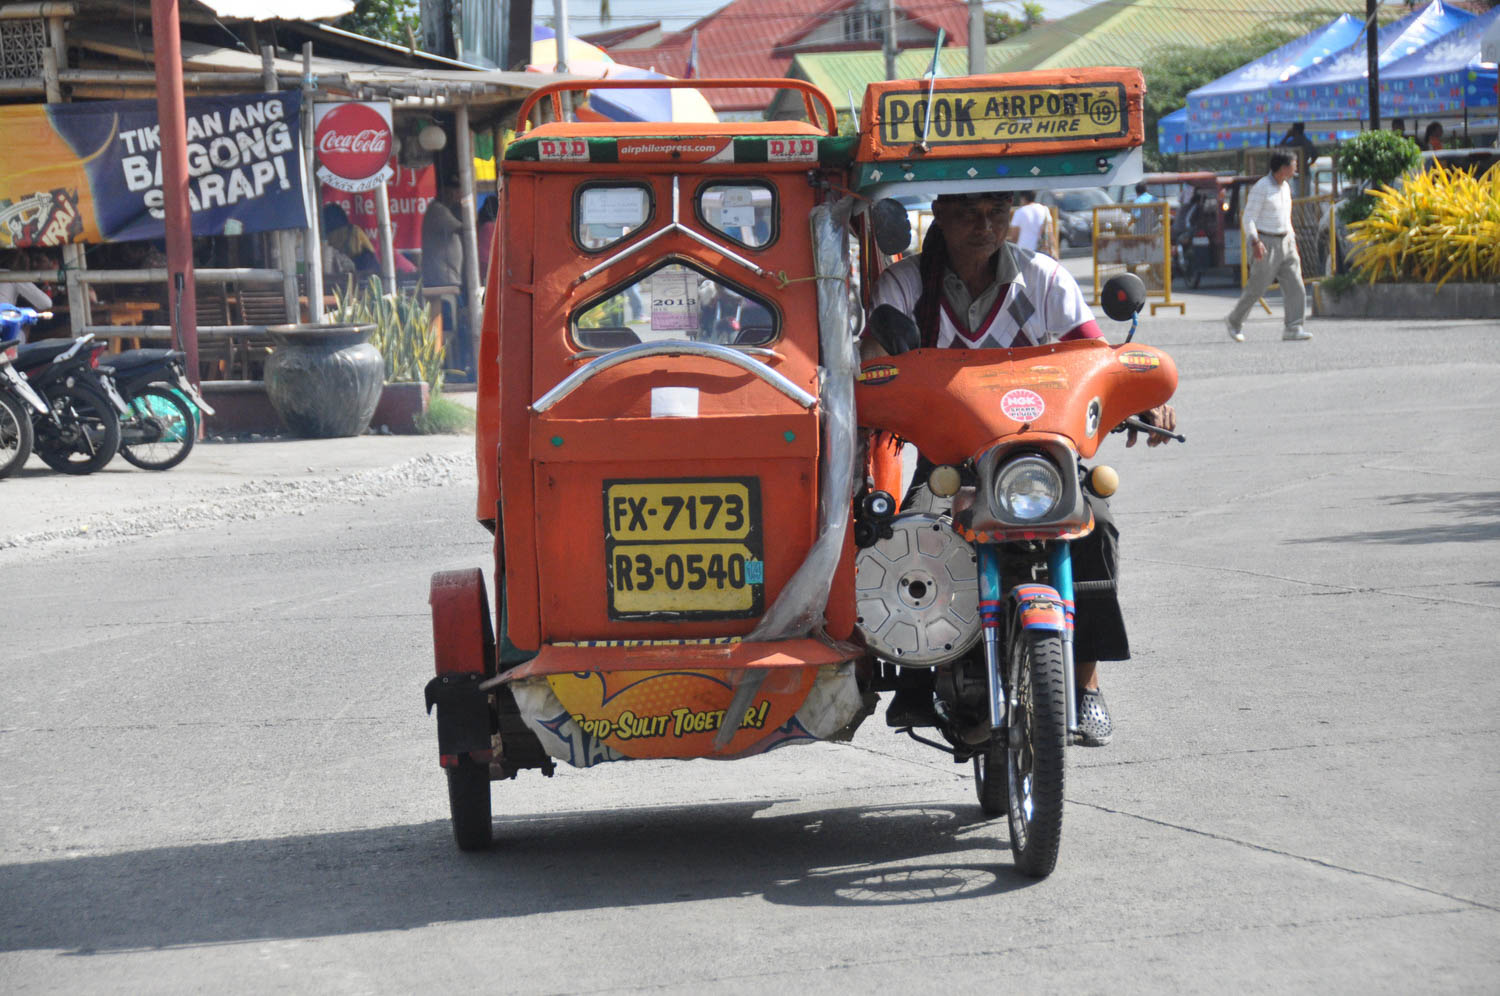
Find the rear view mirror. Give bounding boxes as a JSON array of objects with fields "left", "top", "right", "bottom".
[
  {"left": 1100, "top": 273, "right": 1145, "bottom": 322},
  {"left": 870, "top": 199, "right": 912, "bottom": 255},
  {"left": 866, "top": 304, "right": 921, "bottom": 356}
]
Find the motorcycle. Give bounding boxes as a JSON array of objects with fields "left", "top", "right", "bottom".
[
  {"left": 7, "top": 314, "right": 129, "bottom": 475},
  {"left": 855, "top": 276, "right": 1181, "bottom": 875},
  {"left": 0, "top": 308, "right": 53, "bottom": 479},
  {"left": 103, "top": 348, "right": 214, "bottom": 471}
]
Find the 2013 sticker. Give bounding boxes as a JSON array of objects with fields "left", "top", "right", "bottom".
[{"left": 1000, "top": 388, "right": 1045, "bottom": 422}]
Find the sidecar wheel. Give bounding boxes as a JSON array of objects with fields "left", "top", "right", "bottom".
[
  {"left": 446, "top": 758, "right": 492, "bottom": 851},
  {"left": 974, "top": 741, "right": 1006, "bottom": 816},
  {"left": 1006, "top": 629, "right": 1067, "bottom": 878},
  {"left": 0, "top": 392, "right": 33, "bottom": 479}
]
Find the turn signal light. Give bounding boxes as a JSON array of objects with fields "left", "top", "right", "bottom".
[
  {"left": 927, "top": 464, "right": 961, "bottom": 497},
  {"left": 1088, "top": 465, "right": 1119, "bottom": 498}
]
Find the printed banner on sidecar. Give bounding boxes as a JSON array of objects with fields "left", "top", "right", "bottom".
[{"left": 0, "top": 91, "right": 306, "bottom": 249}]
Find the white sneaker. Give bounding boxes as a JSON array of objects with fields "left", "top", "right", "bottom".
[
  {"left": 1283, "top": 327, "right": 1312, "bottom": 341},
  {"left": 1226, "top": 319, "right": 1245, "bottom": 342}
]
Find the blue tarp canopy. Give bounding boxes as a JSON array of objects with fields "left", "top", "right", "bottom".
[
  {"left": 1158, "top": 107, "right": 1355, "bottom": 156},
  {"left": 1381, "top": 6, "right": 1500, "bottom": 114},
  {"left": 1269, "top": 0, "right": 1476, "bottom": 123},
  {"left": 1186, "top": 14, "right": 1366, "bottom": 132}
]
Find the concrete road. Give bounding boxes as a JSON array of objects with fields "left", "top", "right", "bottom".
[{"left": 2, "top": 315, "right": 1498, "bottom": 993}]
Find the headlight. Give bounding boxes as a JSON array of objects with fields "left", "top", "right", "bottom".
[{"left": 994, "top": 455, "right": 1062, "bottom": 521}]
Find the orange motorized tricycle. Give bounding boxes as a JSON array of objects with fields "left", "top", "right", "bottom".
[{"left": 426, "top": 69, "right": 1178, "bottom": 877}]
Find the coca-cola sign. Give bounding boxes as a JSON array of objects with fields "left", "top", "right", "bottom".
[{"left": 313, "top": 101, "right": 394, "bottom": 192}]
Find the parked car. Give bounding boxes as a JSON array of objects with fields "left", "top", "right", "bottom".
[{"left": 1037, "top": 188, "right": 1132, "bottom": 248}]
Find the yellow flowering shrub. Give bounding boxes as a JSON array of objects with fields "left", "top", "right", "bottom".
[{"left": 1346, "top": 161, "right": 1500, "bottom": 288}]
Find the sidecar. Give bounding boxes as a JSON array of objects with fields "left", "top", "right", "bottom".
[{"left": 427, "top": 70, "right": 1158, "bottom": 861}]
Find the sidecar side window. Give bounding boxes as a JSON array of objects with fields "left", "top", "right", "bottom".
[
  {"left": 572, "top": 260, "right": 779, "bottom": 350},
  {"left": 696, "top": 182, "right": 776, "bottom": 250},
  {"left": 574, "top": 183, "right": 654, "bottom": 252}
]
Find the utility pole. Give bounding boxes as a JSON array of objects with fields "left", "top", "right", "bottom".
[
  {"left": 149, "top": 0, "right": 198, "bottom": 383},
  {"left": 968, "top": 0, "right": 984, "bottom": 75},
  {"left": 883, "top": 0, "right": 897, "bottom": 80},
  {"left": 1366, "top": 0, "right": 1380, "bottom": 130}
]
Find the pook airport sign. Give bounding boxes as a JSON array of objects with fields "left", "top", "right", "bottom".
[{"left": 314, "top": 101, "right": 394, "bottom": 193}]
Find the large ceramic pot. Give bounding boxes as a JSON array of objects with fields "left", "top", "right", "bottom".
[{"left": 264, "top": 324, "right": 383, "bottom": 438}]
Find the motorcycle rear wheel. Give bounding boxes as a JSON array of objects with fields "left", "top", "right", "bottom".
[
  {"left": 446, "top": 757, "right": 493, "bottom": 851},
  {"left": 35, "top": 382, "right": 121, "bottom": 475},
  {"left": 120, "top": 385, "right": 195, "bottom": 471},
  {"left": 0, "top": 392, "right": 34, "bottom": 479},
  {"left": 1006, "top": 628, "right": 1067, "bottom": 878}
]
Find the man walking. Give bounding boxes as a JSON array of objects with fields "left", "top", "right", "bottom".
[{"left": 1227, "top": 152, "right": 1310, "bottom": 342}]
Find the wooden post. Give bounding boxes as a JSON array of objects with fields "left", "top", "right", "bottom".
[
  {"left": 42, "top": 15, "right": 91, "bottom": 335},
  {"left": 150, "top": 0, "right": 199, "bottom": 382},
  {"left": 263, "top": 45, "right": 302, "bottom": 324},
  {"left": 455, "top": 102, "right": 483, "bottom": 371},
  {"left": 374, "top": 181, "right": 397, "bottom": 293},
  {"left": 301, "top": 43, "right": 324, "bottom": 322}
]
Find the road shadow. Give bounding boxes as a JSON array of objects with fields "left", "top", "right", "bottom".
[
  {"left": 1289, "top": 491, "right": 1500, "bottom": 545},
  {"left": 2, "top": 799, "right": 1035, "bottom": 953}
]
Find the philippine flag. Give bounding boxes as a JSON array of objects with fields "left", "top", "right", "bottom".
[{"left": 685, "top": 29, "right": 700, "bottom": 79}]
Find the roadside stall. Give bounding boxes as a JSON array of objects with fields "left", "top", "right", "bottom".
[{"left": 0, "top": 0, "right": 558, "bottom": 396}]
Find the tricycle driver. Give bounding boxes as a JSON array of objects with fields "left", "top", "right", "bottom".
[{"left": 863, "top": 190, "right": 1176, "bottom": 746}]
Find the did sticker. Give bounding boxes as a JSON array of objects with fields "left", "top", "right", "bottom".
[
  {"left": 1118, "top": 349, "right": 1160, "bottom": 372},
  {"left": 857, "top": 364, "right": 900, "bottom": 385},
  {"left": 1000, "top": 388, "right": 1045, "bottom": 422}
]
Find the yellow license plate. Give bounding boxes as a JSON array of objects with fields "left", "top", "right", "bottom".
[{"left": 605, "top": 478, "right": 764, "bottom": 619}]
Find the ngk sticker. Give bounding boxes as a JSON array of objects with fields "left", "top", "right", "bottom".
[
  {"left": 1000, "top": 388, "right": 1045, "bottom": 422},
  {"left": 539, "top": 139, "right": 589, "bottom": 162},
  {"left": 767, "top": 138, "right": 818, "bottom": 162}
]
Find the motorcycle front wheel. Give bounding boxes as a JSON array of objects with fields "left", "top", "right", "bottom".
[
  {"left": 1006, "top": 628, "right": 1067, "bottom": 878},
  {"left": 0, "top": 391, "right": 34, "bottom": 478},
  {"left": 119, "top": 385, "right": 195, "bottom": 471},
  {"left": 35, "top": 382, "right": 121, "bottom": 475}
]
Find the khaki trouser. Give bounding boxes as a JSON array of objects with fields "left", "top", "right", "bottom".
[{"left": 1227, "top": 232, "right": 1305, "bottom": 333}]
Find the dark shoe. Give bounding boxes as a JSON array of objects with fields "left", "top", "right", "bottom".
[
  {"left": 1077, "top": 688, "right": 1112, "bottom": 746},
  {"left": 885, "top": 688, "right": 940, "bottom": 728}
]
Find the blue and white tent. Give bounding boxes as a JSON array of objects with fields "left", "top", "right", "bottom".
[
  {"left": 1269, "top": 0, "right": 1476, "bottom": 123},
  {"left": 1158, "top": 107, "right": 1355, "bottom": 156},
  {"left": 1186, "top": 14, "right": 1366, "bottom": 133},
  {"left": 1379, "top": 5, "right": 1500, "bottom": 115}
]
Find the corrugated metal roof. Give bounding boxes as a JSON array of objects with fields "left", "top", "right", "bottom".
[
  {"left": 990, "top": 0, "right": 1367, "bottom": 72},
  {"left": 606, "top": 0, "right": 971, "bottom": 112},
  {"left": 788, "top": 48, "right": 973, "bottom": 112}
]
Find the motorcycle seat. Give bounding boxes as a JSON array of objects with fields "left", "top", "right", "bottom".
[
  {"left": 12, "top": 339, "right": 89, "bottom": 372},
  {"left": 103, "top": 348, "right": 182, "bottom": 373}
]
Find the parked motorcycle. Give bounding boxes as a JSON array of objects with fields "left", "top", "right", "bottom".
[
  {"left": 7, "top": 314, "right": 128, "bottom": 475},
  {"left": 104, "top": 348, "right": 214, "bottom": 471},
  {"left": 0, "top": 308, "right": 53, "bottom": 479}
]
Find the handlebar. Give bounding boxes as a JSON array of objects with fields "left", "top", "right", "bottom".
[{"left": 1116, "top": 415, "right": 1185, "bottom": 443}]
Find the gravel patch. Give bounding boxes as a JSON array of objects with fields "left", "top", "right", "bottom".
[{"left": 0, "top": 451, "right": 474, "bottom": 557}]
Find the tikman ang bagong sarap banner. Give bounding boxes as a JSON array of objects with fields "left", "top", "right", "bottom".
[{"left": 0, "top": 91, "right": 307, "bottom": 249}]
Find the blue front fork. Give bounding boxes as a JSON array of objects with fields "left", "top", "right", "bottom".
[{"left": 979, "top": 542, "right": 1078, "bottom": 738}]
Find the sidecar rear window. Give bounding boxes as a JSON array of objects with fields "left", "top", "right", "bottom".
[
  {"left": 574, "top": 183, "right": 653, "bottom": 252},
  {"left": 696, "top": 182, "right": 776, "bottom": 249},
  {"left": 571, "top": 260, "right": 778, "bottom": 350}
]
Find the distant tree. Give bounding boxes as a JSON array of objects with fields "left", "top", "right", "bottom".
[
  {"left": 337, "top": 0, "right": 420, "bottom": 45},
  {"left": 986, "top": 2, "right": 1043, "bottom": 43}
]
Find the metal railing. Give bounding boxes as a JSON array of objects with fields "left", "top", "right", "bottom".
[{"left": 1090, "top": 200, "right": 1184, "bottom": 315}]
